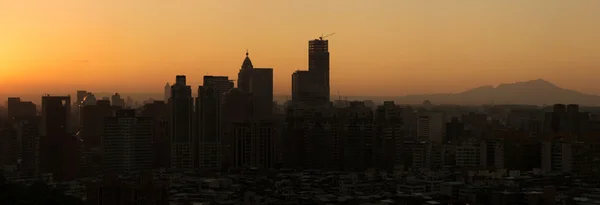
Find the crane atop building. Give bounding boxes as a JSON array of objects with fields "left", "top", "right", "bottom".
[{"left": 319, "top": 32, "right": 336, "bottom": 40}]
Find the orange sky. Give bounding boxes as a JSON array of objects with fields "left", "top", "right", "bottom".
[{"left": 1, "top": 0, "right": 600, "bottom": 96}]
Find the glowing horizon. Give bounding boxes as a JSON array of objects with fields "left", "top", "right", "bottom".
[{"left": 2, "top": 0, "right": 600, "bottom": 96}]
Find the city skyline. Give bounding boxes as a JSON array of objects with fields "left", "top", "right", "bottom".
[{"left": 2, "top": 0, "right": 600, "bottom": 96}]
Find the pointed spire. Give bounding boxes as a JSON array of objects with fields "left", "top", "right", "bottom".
[{"left": 241, "top": 49, "right": 253, "bottom": 69}]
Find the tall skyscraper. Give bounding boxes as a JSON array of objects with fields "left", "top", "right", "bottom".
[
  {"left": 251, "top": 68, "right": 274, "bottom": 118},
  {"left": 40, "top": 95, "right": 79, "bottom": 181},
  {"left": 169, "top": 75, "right": 194, "bottom": 169},
  {"left": 80, "top": 99, "right": 113, "bottom": 151},
  {"left": 196, "top": 85, "right": 222, "bottom": 170},
  {"left": 238, "top": 50, "right": 254, "bottom": 93},
  {"left": 103, "top": 109, "right": 154, "bottom": 174},
  {"left": 79, "top": 99, "right": 113, "bottom": 176},
  {"left": 236, "top": 52, "right": 274, "bottom": 118},
  {"left": 141, "top": 101, "right": 170, "bottom": 169},
  {"left": 195, "top": 76, "right": 233, "bottom": 170},
  {"left": 221, "top": 88, "right": 254, "bottom": 169},
  {"left": 308, "top": 38, "right": 331, "bottom": 103}
]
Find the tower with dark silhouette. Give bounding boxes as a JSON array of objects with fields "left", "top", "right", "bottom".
[
  {"left": 40, "top": 95, "right": 79, "bottom": 181},
  {"left": 308, "top": 38, "right": 330, "bottom": 104},
  {"left": 238, "top": 50, "right": 254, "bottom": 93},
  {"left": 236, "top": 51, "right": 274, "bottom": 118},
  {"left": 169, "top": 75, "right": 194, "bottom": 169}
]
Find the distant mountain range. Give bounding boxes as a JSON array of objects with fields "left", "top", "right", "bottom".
[
  {"left": 389, "top": 79, "right": 600, "bottom": 106},
  {"left": 2, "top": 79, "right": 599, "bottom": 106}
]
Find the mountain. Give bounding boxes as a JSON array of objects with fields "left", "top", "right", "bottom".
[{"left": 393, "top": 79, "right": 600, "bottom": 105}]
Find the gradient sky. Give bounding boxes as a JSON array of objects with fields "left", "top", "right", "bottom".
[{"left": 1, "top": 0, "right": 600, "bottom": 96}]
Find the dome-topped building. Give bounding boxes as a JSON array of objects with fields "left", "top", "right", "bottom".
[{"left": 82, "top": 93, "right": 97, "bottom": 106}]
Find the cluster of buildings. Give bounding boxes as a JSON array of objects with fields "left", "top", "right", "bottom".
[{"left": 4, "top": 37, "right": 600, "bottom": 204}]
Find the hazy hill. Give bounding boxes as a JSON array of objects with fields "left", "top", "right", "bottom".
[{"left": 393, "top": 79, "right": 600, "bottom": 105}]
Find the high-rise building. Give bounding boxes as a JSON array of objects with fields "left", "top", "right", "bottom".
[
  {"left": 16, "top": 118, "right": 41, "bottom": 177},
  {"left": 339, "top": 102, "right": 376, "bottom": 171},
  {"left": 40, "top": 95, "right": 80, "bottom": 181},
  {"left": 80, "top": 99, "right": 113, "bottom": 151},
  {"left": 0, "top": 123, "right": 18, "bottom": 166},
  {"left": 230, "top": 121, "right": 277, "bottom": 169},
  {"left": 375, "top": 101, "right": 404, "bottom": 170},
  {"left": 283, "top": 105, "right": 337, "bottom": 170},
  {"left": 308, "top": 38, "right": 331, "bottom": 103},
  {"left": 236, "top": 52, "right": 274, "bottom": 118},
  {"left": 291, "top": 70, "right": 313, "bottom": 105},
  {"left": 541, "top": 140, "right": 573, "bottom": 174},
  {"left": 221, "top": 88, "right": 254, "bottom": 169},
  {"left": 417, "top": 113, "right": 444, "bottom": 143},
  {"left": 196, "top": 85, "right": 222, "bottom": 170},
  {"left": 169, "top": 75, "right": 194, "bottom": 169},
  {"left": 103, "top": 109, "right": 154, "bottom": 174},
  {"left": 251, "top": 68, "right": 274, "bottom": 118},
  {"left": 141, "top": 101, "right": 170, "bottom": 169},
  {"left": 6, "top": 97, "right": 36, "bottom": 122},
  {"left": 238, "top": 50, "right": 254, "bottom": 93},
  {"left": 79, "top": 99, "right": 114, "bottom": 177}
]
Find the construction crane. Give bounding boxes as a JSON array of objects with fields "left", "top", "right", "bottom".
[{"left": 319, "top": 32, "right": 336, "bottom": 40}]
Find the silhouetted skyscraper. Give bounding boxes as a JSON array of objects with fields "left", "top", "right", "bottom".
[
  {"left": 251, "top": 68, "right": 274, "bottom": 118},
  {"left": 141, "top": 101, "right": 170, "bottom": 169},
  {"left": 308, "top": 38, "right": 330, "bottom": 103},
  {"left": 291, "top": 70, "right": 313, "bottom": 105},
  {"left": 80, "top": 99, "right": 113, "bottom": 151},
  {"left": 196, "top": 85, "right": 221, "bottom": 170},
  {"left": 103, "top": 109, "right": 154, "bottom": 174},
  {"left": 221, "top": 88, "right": 254, "bottom": 169},
  {"left": 238, "top": 50, "right": 254, "bottom": 93},
  {"left": 235, "top": 52, "right": 274, "bottom": 118},
  {"left": 40, "top": 95, "right": 79, "bottom": 181},
  {"left": 169, "top": 75, "right": 194, "bottom": 169},
  {"left": 194, "top": 76, "right": 233, "bottom": 170}
]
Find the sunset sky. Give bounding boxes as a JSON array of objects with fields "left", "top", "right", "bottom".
[{"left": 1, "top": 0, "right": 600, "bottom": 96}]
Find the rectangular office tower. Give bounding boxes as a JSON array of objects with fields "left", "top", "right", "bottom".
[
  {"left": 196, "top": 85, "right": 222, "bottom": 170},
  {"left": 40, "top": 95, "right": 79, "bottom": 181},
  {"left": 291, "top": 70, "right": 312, "bottom": 105},
  {"left": 170, "top": 75, "right": 194, "bottom": 169},
  {"left": 252, "top": 68, "right": 273, "bottom": 118},
  {"left": 308, "top": 38, "right": 330, "bottom": 104},
  {"left": 103, "top": 109, "right": 154, "bottom": 174}
]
